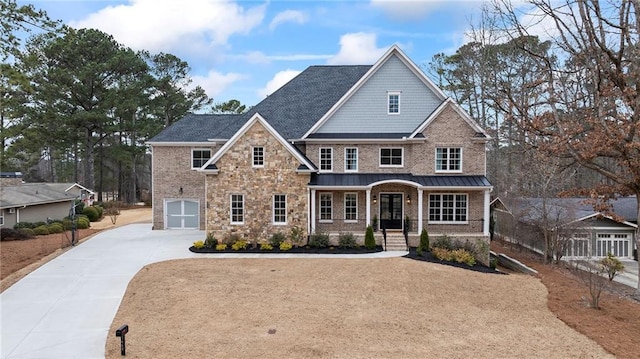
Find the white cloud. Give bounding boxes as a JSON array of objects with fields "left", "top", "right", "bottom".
[
  {"left": 191, "top": 70, "right": 248, "bottom": 100},
  {"left": 327, "top": 33, "right": 387, "bottom": 65},
  {"left": 69, "top": 0, "right": 266, "bottom": 53},
  {"left": 258, "top": 70, "right": 301, "bottom": 98},
  {"left": 370, "top": 0, "right": 441, "bottom": 21},
  {"left": 269, "top": 10, "right": 307, "bottom": 31}
]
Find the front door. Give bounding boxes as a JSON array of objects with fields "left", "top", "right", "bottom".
[{"left": 380, "top": 194, "right": 403, "bottom": 230}]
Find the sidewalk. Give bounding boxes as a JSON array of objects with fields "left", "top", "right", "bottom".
[{"left": 0, "top": 224, "right": 405, "bottom": 359}]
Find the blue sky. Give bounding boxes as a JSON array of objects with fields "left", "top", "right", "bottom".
[{"left": 23, "top": 0, "right": 490, "bottom": 107}]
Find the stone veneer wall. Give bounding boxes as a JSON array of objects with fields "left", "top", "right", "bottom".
[
  {"left": 151, "top": 145, "right": 220, "bottom": 229},
  {"left": 206, "top": 121, "right": 309, "bottom": 241}
]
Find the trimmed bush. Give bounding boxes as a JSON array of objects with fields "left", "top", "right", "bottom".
[
  {"left": 417, "top": 229, "right": 430, "bottom": 256},
  {"left": 260, "top": 242, "right": 273, "bottom": 251},
  {"left": 82, "top": 206, "right": 100, "bottom": 222},
  {"left": 193, "top": 240, "right": 205, "bottom": 249},
  {"left": 33, "top": 225, "right": 50, "bottom": 236},
  {"left": 308, "top": 232, "right": 330, "bottom": 248},
  {"left": 47, "top": 223, "right": 64, "bottom": 234},
  {"left": 14, "top": 222, "right": 35, "bottom": 230},
  {"left": 279, "top": 242, "right": 292, "bottom": 251},
  {"left": 269, "top": 232, "right": 286, "bottom": 247},
  {"left": 1, "top": 228, "right": 34, "bottom": 240},
  {"left": 19, "top": 228, "right": 35, "bottom": 238},
  {"left": 75, "top": 217, "right": 90, "bottom": 229},
  {"left": 215, "top": 243, "right": 227, "bottom": 251},
  {"left": 364, "top": 225, "right": 376, "bottom": 249},
  {"left": 338, "top": 232, "right": 358, "bottom": 248},
  {"left": 62, "top": 219, "right": 73, "bottom": 230},
  {"left": 94, "top": 205, "right": 104, "bottom": 218}
]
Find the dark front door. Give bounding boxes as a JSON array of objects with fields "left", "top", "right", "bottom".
[{"left": 380, "top": 194, "right": 403, "bottom": 230}]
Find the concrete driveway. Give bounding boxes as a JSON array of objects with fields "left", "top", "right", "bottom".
[{"left": 0, "top": 224, "right": 404, "bottom": 359}]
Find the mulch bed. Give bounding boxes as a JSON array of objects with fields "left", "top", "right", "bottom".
[
  {"left": 404, "top": 247, "right": 502, "bottom": 274},
  {"left": 189, "top": 245, "right": 384, "bottom": 254}
]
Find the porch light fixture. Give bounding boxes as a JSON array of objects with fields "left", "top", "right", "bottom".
[
  {"left": 406, "top": 195, "right": 411, "bottom": 204},
  {"left": 179, "top": 187, "right": 183, "bottom": 195},
  {"left": 373, "top": 195, "right": 377, "bottom": 204}
]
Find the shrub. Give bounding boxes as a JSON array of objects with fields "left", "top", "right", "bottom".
[
  {"left": 279, "top": 242, "right": 292, "bottom": 251},
  {"left": 269, "top": 232, "right": 286, "bottom": 247},
  {"left": 231, "top": 240, "right": 248, "bottom": 251},
  {"left": 1, "top": 228, "right": 33, "bottom": 240},
  {"left": 18, "top": 228, "right": 35, "bottom": 238},
  {"left": 308, "top": 232, "right": 330, "bottom": 248},
  {"left": 364, "top": 225, "right": 376, "bottom": 249},
  {"left": 260, "top": 242, "right": 273, "bottom": 251},
  {"left": 193, "top": 240, "right": 205, "bottom": 249},
  {"left": 417, "top": 229, "right": 430, "bottom": 256},
  {"left": 47, "top": 223, "right": 64, "bottom": 234},
  {"left": 74, "top": 200, "right": 85, "bottom": 214},
  {"left": 82, "top": 206, "right": 100, "bottom": 222},
  {"left": 75, "top": 217, "right": 90, "bottom": 229},
  {"left": 33, "top": 225, "right": 50, "bottom": 236},
  {"left": 451, "top": 249, "right": 476, "bottom": 266},
  {"left": 338, "top": 232, "right": 358, "bottom": 248},
  {"left": 215, "top": 243, "right": 227, "bottom": 251},
  {"left": 432, "top": 235, "right": 453, "bottom": 250},
  {"left": 14, "top": 222, "right": 35, "bottom": 230},
  {"left": 289, "top": 226, "right": 305, "bottom": 246},
  {"left": 224, "top": 233, "right": 240, "bottom": 245},
  {"left": 601, "top": 253, "right": 625, "bottom": 281},
  {"left": 34, "top": 221, "right": 47, "bottom": 228},
  {"left": 94, "top": 205, "right": 104, "bottom": 218},
  {"left": 431, "top": 247, "right": 453, "bottom": 261},
  {"left": 204, "top": 233, "right": 217, "bottom": 248}
]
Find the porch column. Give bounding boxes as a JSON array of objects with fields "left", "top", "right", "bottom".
[
  {"left": 483, "top": 189, "right": 490, "bottom": 236},
  {"left": 417, "top": 188, "right": 423, "bottom": 234},
  {"left": 310, "top": 188, "right": 316, "bottom": 234},
  {"left": 366, "top": 189, "right": 371, "bottom": 226}
]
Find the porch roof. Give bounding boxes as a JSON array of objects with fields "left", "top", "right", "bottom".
[{"left": 309, "top": 173, "right": 492, "bottom": 189}]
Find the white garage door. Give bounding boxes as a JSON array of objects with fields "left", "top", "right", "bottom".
[{"left": 165, "top": 200, "right": 199, "bottom": 229}]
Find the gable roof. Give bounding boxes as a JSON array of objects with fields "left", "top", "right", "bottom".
[
  {"left": 199, "top": 113, "right": 317, "bottom": 173},
  {"left": 302, "top": 45, "right": 448, "bottom": 139},
  {"left": 0, "top": 183, "right": 87, "bottom": 209},
  {"left": 148, "top": 114, "right": 243, "bottom": 143},
  {"left": 410, "top": 98, "right": 489, "bottom": 139}
]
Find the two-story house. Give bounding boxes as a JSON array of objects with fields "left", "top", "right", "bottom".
[{"left": 148, "top": 46, "right": 492, "bottom": 256}]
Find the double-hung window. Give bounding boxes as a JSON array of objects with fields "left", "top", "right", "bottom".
[
  {"left": 345, "top": 148, "right": 358, "bottom": 172},
  {"left": 192, "top": 149, "right": 211, "bottom": 169},
  {"left": 273, "top": 194, "right": 286, "bottom": 224},
  {"left": 436, "top": 147, "right": 462, "bottom": 172},
  {"left": 253, "top": 146, "right": 264, "bottom": 167},
  {"left": 230, "top": 194, "right": 244, "bottom": 224},
  {"left": 380, "top": 148, "right": 403, "bottom": 167},
  {"left": 388, "top": 91, "right": 400, "bottom": 114},
  {"left": 320, "top": 148, "right": 333, "bottom": 172},
  {"left": 429, "top": 194, "right": 467, "bottom": 223},
  {"left": 319, "top": 193, "right": 333, "bottom": 222},
  {"left": 344, "top": 193, "right": 357, "bottom": 222}
]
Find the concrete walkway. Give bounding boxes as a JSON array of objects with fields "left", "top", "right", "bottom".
[{"left": 0, "top": 224, "right": 406, "bottom": 359}]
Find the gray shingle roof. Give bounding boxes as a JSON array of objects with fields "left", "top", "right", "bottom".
[
  {"left": 149, "top": 65, "right": 372, "bottom": 143},
  {"left": 0, "top": 183, "right": 78, "bottom": 208},
  {"left": 309, "top": 174, "right": 491, "bottom": 188},
  {"left": 503, "top": 197, "right": 638, "bottom": 224}
]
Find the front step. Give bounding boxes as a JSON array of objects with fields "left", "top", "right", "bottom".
[{"left": 383, "top": 235, "right": 407, "bottom": 251}]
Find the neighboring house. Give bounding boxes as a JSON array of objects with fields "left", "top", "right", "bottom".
[
  {"left": 0, "top": 172, "right": 95, "bottom": 228},
  {"left": 491, "top": 196, "right": 638, "bottom": 260},
  {"left": 148, "top": 46, "right": 493, "bottom": 255}
]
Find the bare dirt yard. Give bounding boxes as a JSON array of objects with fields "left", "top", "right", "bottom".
[{"left": 0, "top": 207, "right": 151, "bottom": 292}]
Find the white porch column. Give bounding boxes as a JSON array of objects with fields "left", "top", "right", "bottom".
[
  {"left": 483, "top": 189, "right": 490, "bottom": 236},
  {"left": 417, "top": 188, "right": 423, "bottom": 234},
  {"left": 366, "top": 189, "right": 371, "bottom": 226},
  {"left": 310, "top": 188, "right": 316, "bottom": 234}
]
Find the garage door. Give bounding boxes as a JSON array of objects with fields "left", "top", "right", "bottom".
[{"left": 165, "top": 200, "right": 199, "bottom": 229}]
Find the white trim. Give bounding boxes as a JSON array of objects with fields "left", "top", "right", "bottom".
[
  {"left": 302, "top": 45, "right": 447, "bottom": 139},
  {"left": 191, "top": 148, "right": 212, "bottom": 170},
  {"left": 387, "top": 91, "right": 401, "bottom": 115},
  {"left": 435, "top": 147, "right": 463, "bottom": 173},
  {"left": 366, "top": 189, "right": 371, "bottom": 226},
  {"left": 200, "top": 113, "right": 317, "bottom": 173},
  {"left": 572, "top": 212, "right": 638, "bottom": 228},
  {"left": 417, "top": 189, "right": 424, "bottom": 233},
  {"left": 344, "top": 147, "right": 358, "bottom": 172},
  {"left": 410, "top": 98, "right": 490, "bottom": 139},
  {"left": 310, "top": 189, "right": 316, "bottom": 234},
  {"left": 379, "top": 147, "right": 403, "bottom": 167},
  {"left": 64, "top": 183, "right": 95, "bottom": 195},
  {"left": 319, "top": 192, "right": 333, "bottom": 223},
  {"left": 300, "top": 138, "right": 427, "bottom": 144},
  {"left": 148, "top": 141, "right": 220, "bottom": 146},
  {"left": 252, "top": 146, "right": 265, "bottom": 168},
  {"left": 344, "top": 192, "right": 358, "bottom": 223},
  {"left": 230, "top": 194, "right": 244, "bottom": 225},
  {"left": 273, "top": 194, "right": 287, "bottom": 225},
  {"left": 427, "top": 193, "right": 469, "bottom": 224},
  {"left": 319, "top": 147, "right": 333, "bottom": 172},
  {"left": 483, "top": 190, "right": 490, "bottom": 236}
]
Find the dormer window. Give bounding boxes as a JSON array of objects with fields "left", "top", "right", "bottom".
[{"left": 388, "top": 91, "right": 400, "bottom": 114}]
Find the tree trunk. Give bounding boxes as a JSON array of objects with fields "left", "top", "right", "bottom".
[{"left": 83, "top": 128, "right": 95, "bottom": 190}]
